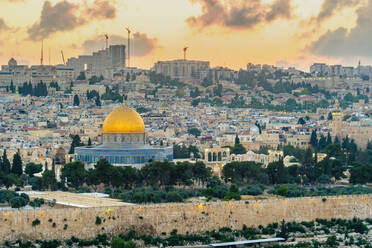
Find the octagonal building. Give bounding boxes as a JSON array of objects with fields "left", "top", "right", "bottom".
[{"left": 75, "top": 100, "right": 173, "bottom": 169}]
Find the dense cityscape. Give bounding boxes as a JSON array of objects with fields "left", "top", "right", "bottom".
[{"left": 0, "top": 0, "right": 371, "bottom": 247}]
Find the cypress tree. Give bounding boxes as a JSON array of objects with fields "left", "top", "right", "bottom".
[
  {"left": 88, "top": 137, "right": 92, "bottom": 146},
  {"left": 1, "top": 150, "right": 11, "bottom": 174},
  {"left": 326, "top": 132, "right": 332, "bottom": 145},
  {"left": 310, "top": 130, "right": 318, "bottom": 150},
  {"left": 10, "top": 80, "right": 15, "bottom": 93},
  {"left": 11, "top": 152, "right": 23, "bottom": 176},
  {"left": 235, "top": 134, "right": 240, "bottom": 145},
  {"left": 73, "top": 94, "right": 80, "bottom": 106}
]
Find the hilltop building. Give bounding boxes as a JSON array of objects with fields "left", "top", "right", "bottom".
[
  {"left": 75, "top": 99, "right": 173, "bottom": 169},
  {"left": 152, "top": 59, "right": 210, "bottom": 81},
  {"left": 67, "top": 45, "right": 126, "bottom": 79}
]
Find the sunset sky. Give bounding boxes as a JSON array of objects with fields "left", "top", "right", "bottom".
[{"left": 0, "top": 0, "right": 371, "bottom": 71}]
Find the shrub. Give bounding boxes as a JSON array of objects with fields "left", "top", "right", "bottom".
[
  {"left": 104, "top": 187, "right": 112, "bottom": 194},
  {"left": 166, "top": 192, "right": 183, "bottom": 202},
  {"left": 32, "top": 219, "right": 40, "bottom": 226},
  {"left": 223, "top": 192, "right": 241, "bottom": 201},
  {"left": 29, "top": 198, "right": 45, "bottom": 208},
  {"left": 240, "top": 184, "right": 265, "bottom": 196},
  {"left": 111, "top": 237, "right": 136, "bottom": 248},
  {"left": 326, "top": 235, "right": 338, "bottom": 246},
  {"left": 96, "top": 216, "right": 102, "bottom": 225}
]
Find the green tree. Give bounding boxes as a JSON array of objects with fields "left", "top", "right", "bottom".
[
  {"left": 9, "top": 80, "right": 15, "bottom": 93},
  {"left": 69, "top": 134, "right": 83, "bottom": 154},
  {"left": 231, "top": 144, "right": 246, "bottom": 155},
  {"left": 42, "top": 170, "right": 57, "bottom": 191},
  {"left": 111, "top": 237, "right": 135, "bottom": 248},
  {"left": 235, "top": 134, "right": 240, "bottom": 145},
  {"left": 10, "top": 196, "right": 27, "bottom": 209},
  {"left": 2, "top": 174, "right": 21, "bottom": 189},
  {"left": 318, "top": 134, "right": 327, "bottom": 151},
  {"left": 298, "top": 117, "right": 306, "bottom": 125},
  {"left": 327, "top": 112, "right": 333, "bottom": 120},
  {"left": 350, "top": 164, "right": 372, "bottom": 184},
  {"left": 77, "top": 71, "right": 86, "bottom": 80},
  {"left": 25, "top": 163, "right": 42, "bottom": 177},
  {"left": 95, "top": 96, "right": 102, "bottom": 107},
  {"left": 1, "top": 150, "right": 11, "bottom": 174},
  {"left": 310, "top": 130, "right": 318, "bottom": 150},
  {"left": 326, "top": 132, "right": 332, "bottom": 146},
  {"left": 11, "top": 152, "right": 23, "bottom": 176},
  {"left": 267, "top": 158, "right": 287, "bottom": 184},
  {"left": 61, "top": 161, "right": 87, "bottom": 189},
  {"left": 301, "top": 148, "right": 316, "bottom": 182},
  {"left": 88, "top": 137, "right": 92, "bottom": 146},
  {"left": 73, "top": 94, "right": 80, "bottom": 106},
  {"left": 94, "top": 159, "right": 117, "bottom": 186},
  {"left": 188, "top": 128, "right": 201, "bottom": 137}
]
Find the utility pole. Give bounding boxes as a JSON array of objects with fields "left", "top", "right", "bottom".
[{"left": 125, "top": 27, "right": 131, "bottom": 67}]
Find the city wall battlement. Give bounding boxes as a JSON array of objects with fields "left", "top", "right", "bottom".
[{"left": 0, "top": 194, "right": 371, "bottom": 242}]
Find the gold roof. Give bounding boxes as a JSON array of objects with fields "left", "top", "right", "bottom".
[{"left": 102, "top": 100, "right": 145, "bottom": 134}]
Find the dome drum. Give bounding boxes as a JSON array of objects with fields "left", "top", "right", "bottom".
[{"left": 103, "top": 133, "right": 146, "bottom": 145}]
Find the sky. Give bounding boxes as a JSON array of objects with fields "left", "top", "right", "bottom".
[{"left": 0, "top": 0, "right": 371, "bottom": 71}]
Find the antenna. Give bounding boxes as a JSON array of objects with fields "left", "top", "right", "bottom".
[{"left": 125, "top": 27, "right": 131, "bottom": 67}]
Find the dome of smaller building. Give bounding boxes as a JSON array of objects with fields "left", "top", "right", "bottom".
[
  {"left": 8, "top": 58, "right": 17, "bottom": 66},
  {"left": 250, "top": 125, "right": 260, "bottom": 134},
  {"left": 102, "top": 102, "right": 145, "bottom": 134}
]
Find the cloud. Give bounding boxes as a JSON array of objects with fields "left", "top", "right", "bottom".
[
  {"left": 315, "top": 0, "right": 359, "bottom": 23},
  {"left": 186, "top": 0, "right": 293, "bottom": 29},
  {"left": 266, "top": 0, "right": 292, "bottom": 22},
  {"left": 309, "top": 0, "right": 372, "bottom": 57},
  {"left": 28, "top": 1, "right": 82, "bottom": 40},
  {"left": 82, "top": 33, "right": 159, "bottom": 57},
  {"left": 84, "top": 0, "right": 116, "bottom": 19},
  {"left": 27, "top": 0, "right": 116, "bottom": 41}
]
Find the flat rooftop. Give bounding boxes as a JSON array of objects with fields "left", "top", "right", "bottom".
[{"left": 25, "top": 191, "right": 132, "bottom": 208}]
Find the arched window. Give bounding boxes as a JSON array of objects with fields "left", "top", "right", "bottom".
[
  {"left": 218, "top": 152, "right": 222, "bottom": 161},
  {"left": 223, "top": 151, "right": 227, "bottom": 157},
  {"left": 213, "top": 152, "right": 217, "bottom": 161},
  {"left": 208, "top": 152, "right": 212, "bottom": 162}
]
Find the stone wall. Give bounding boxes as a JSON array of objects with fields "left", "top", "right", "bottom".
[{"left": 0, "top": 195, "right": 371, "bottom": 242}]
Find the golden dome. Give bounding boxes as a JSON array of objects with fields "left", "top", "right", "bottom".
[{"left": 102, "top": 102, "right": 145, "bottom": 134}]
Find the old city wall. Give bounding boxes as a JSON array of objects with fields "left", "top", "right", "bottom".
[{"left": 0, "top": 194, "right": 371, "bottom": 242}]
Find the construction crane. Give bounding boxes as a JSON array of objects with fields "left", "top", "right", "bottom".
[
  {"left": 40, "top": 40, "right": 44, "bottom": 66},
  {"left": 61, "top": 50, "right": 65, "bottom": 65},
  {"left": 104, "top": 34, "right": 109, "bottom": 50},
  {"left": 183, "top": 46, "right": 188, "bottom": 60},
  {"left": 125, "top": 27, "right": 131, "bottom": 67}
]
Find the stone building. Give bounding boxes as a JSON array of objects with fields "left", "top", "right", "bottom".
[{"left": 152, "top": 59, "right": 210, "bottom": 81}]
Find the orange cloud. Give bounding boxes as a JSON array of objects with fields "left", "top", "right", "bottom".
[{"left": 187, "top": 0, "right": 293, "bottom": 29}]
